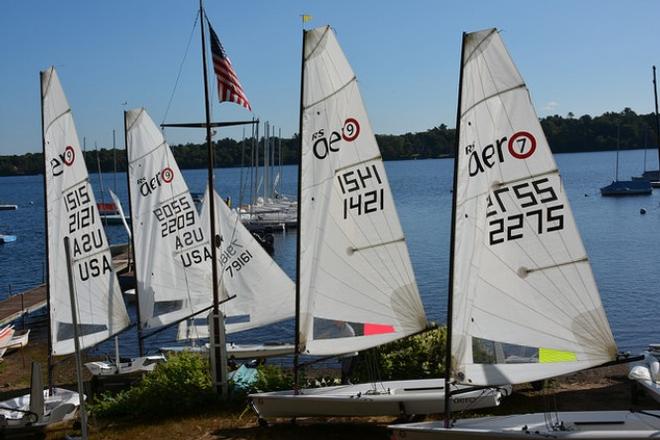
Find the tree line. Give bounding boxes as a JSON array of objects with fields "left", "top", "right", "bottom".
[{"left": 1, "top": 108, "right": 658, "bottom": 176}]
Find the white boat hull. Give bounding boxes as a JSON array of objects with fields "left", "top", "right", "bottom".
[
  {"left": 159, "top": 342, "right": 295, "bottom": 360},
  {"left": 0, "top": 387, "right": 80, "bottom": 428},
  {"left": 249, "top": 379, "right": 510, "bottom": 418},
  {"left": 637, "top": 379, "right": 660, "bottom": 404},
  {"left": 84, "top": 354, "right": 165, "bottom": 376},
  {"left": 389, "top": 411, "right": 660, "bottom": 439}
]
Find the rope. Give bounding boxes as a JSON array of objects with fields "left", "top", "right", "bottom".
[{"left": 161, "top": 12, "right": 199, "bottom": 126}]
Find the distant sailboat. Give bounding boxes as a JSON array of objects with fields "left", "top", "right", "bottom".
[
  {"left": 390, "top": 29, "right": 660, "bottom": 439},
  {"left": 631, "top": 65, "right": 660, "bottom": 187},
  {"left": 249, "top": 25, "right": 508, "bottom": 420},
  {"left": 600, "top": 124, "right": 651, "bottom": 196}
]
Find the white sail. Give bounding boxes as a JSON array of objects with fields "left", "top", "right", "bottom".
[
  {"left": 125, "top": 108, "right": 218, "bottom": 330},
  {"left": 299, "top": 26, "right": 427, "bottom": 356},
  {"left": 42, "top": 67, "right": 130, "bottom": 355},
  {"left": 451, "top": 29, "right": 616, "bottom": 386},
  {"left": 108, "top": 189, "right": 131, "bottom": 238},
  {"left": 199, "top": 188, "right": 294, "bottom": 334}
]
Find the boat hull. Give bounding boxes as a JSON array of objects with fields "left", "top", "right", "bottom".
[
  {"left": 388, "top": 411, "right": 660, "bottom": 439},
  {"left": 0, "top": 387, "right": 80, "bottom": 428},
  {"left": 249, "top": 379, "right": 510, "bottom": 418},
  {"left": 159, "top": 343, "right": 295, "bottom": 359}
]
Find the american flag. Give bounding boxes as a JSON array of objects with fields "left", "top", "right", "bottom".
[{"left": 208, "top": 23, "right": 252, "bottom": 111}]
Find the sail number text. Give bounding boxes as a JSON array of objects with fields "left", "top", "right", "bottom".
[
  {"left": 63, "top": 183, "right": 112, "bottom": 281},
  {"left": 221, "top": 239, "right": 253, "bottom": 278},
  {"left": 337, "top": 164, "right": 385, "bottom": 219},
  {"left": 487, "top": 177, "right": 564, "bottom": 246},
  {"left": 153, "top": 196, "right": 195, "bottom": 238}
]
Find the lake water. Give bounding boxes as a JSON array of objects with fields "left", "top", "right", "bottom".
[{"left": 0, "top": 149, "right": 658, "bottom": 358}]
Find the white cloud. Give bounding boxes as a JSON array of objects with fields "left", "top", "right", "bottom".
[{"left": 543, "top": 101, "right": 559, "bottom": 112}]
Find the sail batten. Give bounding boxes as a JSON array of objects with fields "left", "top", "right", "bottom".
[
  {"left": 451, "top": 29, "right": 616, "bottom": 386},
  {"left": 299, "top": 26, "right": 427, "bottom": 356},
  {"left": 42, "top": 67, "right": 130, "bottom": 356}
]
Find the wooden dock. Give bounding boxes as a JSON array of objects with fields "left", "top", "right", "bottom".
[
  {"left": 0, "top": 284, "right": 47, "bottom": 326},
  {"left": 0, "top": 246, "right": 131, "bottom": 327}
]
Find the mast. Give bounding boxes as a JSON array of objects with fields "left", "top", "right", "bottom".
[
  {"left": 39, "top": 70, "right": 54, "bottom": 393},
  {"left": 653, "top": 66, "right": 659, "bottom": 173},
  {"left": 443, "top": 31, "right": 467, "bottom": 427},
  {"left": 615, "top": 123, "right": 620, "bottom": 181},
  {"left": 199, "top": 0, "right": 227, "bottom": 396},
  {"left": 293, "top": 28, "right": 306, "bottom": 392},
  {"left": 123, "top": 111, "right": 145, "bottom": 356},
  {"left": 63, "top": 236, "right": 88, "bottom": 440},
  {"left": 112, "top": 129, "right": 117, "bottom": 193}
]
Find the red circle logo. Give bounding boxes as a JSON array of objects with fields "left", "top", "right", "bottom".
[
  {"left": 63, "top": 146, "right": 75, "bottom": 166},
  {"left": 342, "top": 118, "right": 360, "bottom": 142},
  {"left": 508, "top": 131, "right": 537, "bottom": 159},
  {"left": 161, "top": 167, "right": 174, "bottom": 183}
]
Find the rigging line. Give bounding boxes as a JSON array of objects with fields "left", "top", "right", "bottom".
[{"left": 161, "top": 12, "right": 200, "bottom": 126}]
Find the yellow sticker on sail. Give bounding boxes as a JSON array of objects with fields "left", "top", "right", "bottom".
[{"left": 539, "top": 348, "right": 577, "bottom": 363}]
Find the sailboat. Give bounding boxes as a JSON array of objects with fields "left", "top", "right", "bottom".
[
  {"left": 600, "top": 124, "right": 651, "bottom": 196},
  {"left": 390, "top": 29, "right": 660, "bottom": 439},
  {"left": 125, "top": 108, "right": 293, "bottom": 362},
  {"left": 124, "top": 108, "right": 220, "bottom": 341},
  {"left": 0, "top": 66, "right": 132, "bottom": 430},
  {"left": 631, "top": 66, "right": 660, "bottom": 187},
  {"left": 248, "top": 25, "right": 509, "bottom": 420},
  {"left": 161, "top": 186, "right": 295, "bottom": 359}
]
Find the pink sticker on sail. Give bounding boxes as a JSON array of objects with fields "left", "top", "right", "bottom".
[{"left": 363, "top": 323, "right": 395, "bottom": 336}]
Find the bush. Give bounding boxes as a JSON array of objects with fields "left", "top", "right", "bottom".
[
  {"left": 249, "top": 364, "right": 294, "bottom": 393},
  {"left": 90, "top": 352, "right": 217, "bottom": 419},
  {"left": 351, "top": 326, "right": 447, "bottom": 382}
]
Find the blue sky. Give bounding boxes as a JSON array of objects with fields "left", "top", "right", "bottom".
[{"left": 1, "top": 0, "right": 659, "bottom": 155}]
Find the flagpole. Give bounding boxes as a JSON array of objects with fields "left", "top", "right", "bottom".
[{"left": 199, "top": 0, "right": 227, "bottom": 397}]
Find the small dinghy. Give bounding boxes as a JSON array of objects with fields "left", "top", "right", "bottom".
[
  {"left": 0, "top": 362, "right": 81, "bottom": 431},
  {"left": 0, "top": 329, "right": 30, "bottom": 352},
  {"left": 390, "top": 411, "right": 660, "bottom": 440},
  {"left": 84, "top": 354, "right": 165, "bottom": 376},
  {"left": 0, "top": 234, "right": 17, "bottom": 244},
  {"left": 0, "top": 326, "right": 15, "bottom": 359},
  {"left": 159, "top": 342, "right": 295, "bottom": 360},
  {"left": 251, "top": 379, "right": 510, "bottom": 419},
  {"left": 629, "top": 344, "right": 660, "bottom": 404}
]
